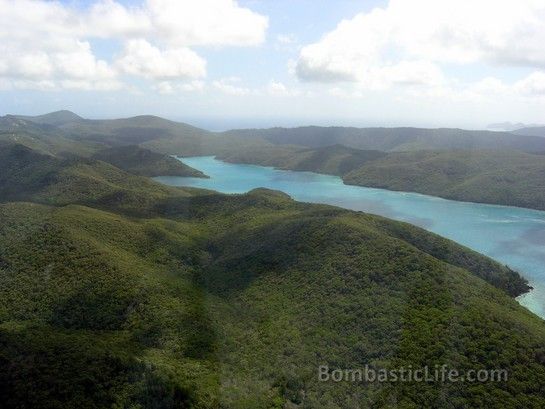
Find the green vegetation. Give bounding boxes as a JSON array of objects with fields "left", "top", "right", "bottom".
[
  {"left": 52, "top": 114, "right": 267, "bottom": 156},
  {"left": 92, "top": 145, "right": 207, "bottom": 177},
  {"left": 218, "top": 144, "right": 386, "bottom": 176},
  {"left": 15, "top": 109, "right": 84, "bottom": 126},
  {"left": 343, "top": 150, "right": 545, "bottom": 210},
  {"left": 1, "top": 112, "right": 271, "bottom": 157},
  {"left": 513, "top": 126, "right": 545, "bottom": 138},
  {"left": 216, "top": 144, "right": 545, "bottom": 211},
  {"left": 0, "top": 142, "right": 544, "bottom": 408},
  {"left": 0, "top": 143, "right": 194, "bottom": 214},
  {"left": 0, "top": 130, "right": 100, "bottom": 157},
  {"left": 224, "top": 126, "right": 545, "bottom": 153},
  {"left": 9, "top": 110, "right": 545, "bottom": 158},
  {"left": 4, "top": 111, "right": 545, "bottom": 210}
]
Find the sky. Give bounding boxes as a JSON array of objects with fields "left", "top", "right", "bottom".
[{"left": 1, "top": 0, "right": 545, "bottom": 130}]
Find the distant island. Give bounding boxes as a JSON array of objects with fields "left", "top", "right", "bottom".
[{"left": 487, "top": 121, "right": 545, "bottom": 132}]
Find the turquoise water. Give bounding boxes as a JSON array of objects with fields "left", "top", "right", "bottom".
[{"left": 155, "top": 156, "right": 545, "bottom": 319}]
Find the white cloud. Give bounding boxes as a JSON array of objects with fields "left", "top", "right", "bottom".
[
  {"left": 267, "top": 80, "right": 289, "bottom": 95},
  {"left": 82, "top": 0, "right": 268, "bottom": 46},
  {"left": 154, "top": 80, "right": 206, "bottom": 94},
  {"left": 145, "top": 0, "right": 268, "bottom": 47},
  {"left": 266, "top": 80, "right": 300, "bottom": 96},
  {"left": 154, "top": 81, "right": 175, "bottom": 94},
  {"left": 116, "top": 39, "right": 206, "bottom": 80},
  {"left": 85, "top": 0, "right": 150, "bottom": 38},
  {"left": 180, "top": 80, "right": 206, "bottom": 92},
  {"left": 515, "top": 71, "right": 545, "bottom": 96},
  {"left": 296, "top": 0, "right": 545, "bottom": 92},
  {"left": 458, "top": 72, "right": 545, "bottom": 100},
  {"left": 0, "top": 79, "right": 57, "bottom": 91},
  {"left": 403, "top": 70, "right": 545, "bottom": 105},
  {"left": 277, "top": 34, "right": 296, "bottom": 45},
  {"left": 212, "top": 77, "right": 252, "bottom": 96},
  {"left": 0, "top": 0, "right": 268, "bottom": 90},
  {"left": 0, "top": 0, "right": 119, "bottom": 90},
  {"left": 59, "top": 79, "right": 123, "bottom": 91}
]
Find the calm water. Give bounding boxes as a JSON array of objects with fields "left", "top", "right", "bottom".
[{"left": 155, "top": 156, "right": 545, "bottom": 319}]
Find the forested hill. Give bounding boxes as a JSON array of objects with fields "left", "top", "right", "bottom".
[
  {"left": 513, "top": 126, "right": 545, "bottom": 138},
  {"left": 92, "top": 145, "right": 207, "bottom": 177},
  {"left": 223, "top": 126, "right": 545, "bottom": 153},
  {"left": 219, "top": 145, "right": 545, "bottom": 211},
  {"left": 217, "top": 144, "right": 387, "bottom": 176},
  {"left": 0, "top": 142, "right": 192, "bottom": 211},
  {"left": 343, "top": 149, "right": 545, "bottom": 210},
  {"left": 5, "top": 111, "right": 545, "bottom": 155},
  {"left": 0, "top": 142, "right": 544, "bottom": 408},
  {"left": 4, "top": 111, "right": 545, "bottom": 210},
  {"left": 0, "top": 112, "right": 267, "bottom": 157},
  {"left": 15, "top": 110, "right": 84, "bottom": 126}
]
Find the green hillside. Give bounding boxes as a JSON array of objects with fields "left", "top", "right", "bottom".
[
  {"left": 224, "top": 126, "right": 545, "bottom": 153},
  {"left": 56, "top": 114, "right": 269, "bottom": 156},
  {"left": 0, "top": 115, "right": 57, "bottom": 134},
  {"left": 0, "top": 143, "right": 193, "bottom": 213},
  {"left": 0, "top": 143, "right": 544, "bottom": 408},
  {"left": 343, "top": 150, "right": 545, "bottom": 210},
  {"left": 218, "top": 144, "right": 386, "bottom": 176},
  {"left": 513, "top": 126, "right": 545, "bottom": 138},
  {"left": 92, "top": 145, "right": 207, "bottom": 177},
  {"left": 215, "top": 144, "right": 545, "bottom": 211},
  {"left": 0, "top": 130, "right": 100, "bottom": 157},
  {"left": 13, "top": 111, "right": 545, "bottom": 159},
  {"left": 15, "top": 110, "right": 84, "bottom": 126},
  {"left": 135, "top": 118, "right": 545, "bottom": 211},
  {"left": 1, "top": 112, "right": 235, "bottom": 156}
]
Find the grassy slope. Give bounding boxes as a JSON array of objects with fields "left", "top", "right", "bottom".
[
  {"left": 92, "top": 145, "right": 207, "bottom": 177},
  {"left": 343, "top": 150, "right": 545, "bottom": 210},
  {"left": 0, "top": 144, "right": 544, "bottom": 407}
]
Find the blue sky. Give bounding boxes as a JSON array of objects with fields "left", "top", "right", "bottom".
[{"left": 1, "top": 0, "right": 545, "bottom": 130}]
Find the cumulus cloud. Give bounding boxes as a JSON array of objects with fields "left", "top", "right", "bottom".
[
  {"left": 0, "top": 0, "right": 268, "bottom": 90},
  {"left": 0, "top": 0, "right": 120, "bottom": 90},
  {"left": 154, "top": 80, "right": 206, "bottom": 95},
  {"left": 266, "top": 80, "right": 300, "bottom": 96},
  {"left": 277, "top": 34, "right": 296, "bottom": 45},
  {"left": 116, "top": 39, "right": 206, "bottom": 80},
  {"left": 208, "top": 79, "right": 302, "bottom": 97},
  {"left": 0, "top": 0, "right": 120, "bottom": 89},
  {"left": 515, "top": 71, "right": 545, "bottom": 96},
  {"left": 296, "top": 0, "right": 545, "bottom": 92},
  {"left": 212, "top": 77, "right": 252, "bottom": 96},
  {"left": 144, "top": 0, "right": 268, "bottom": 47},
  {"left": 460, "top": 72, "right": 545, "bottom": 100},
  {"left": 403, "top": 70, "right": 545, "bottom": 104},
  {"left": 85, "top": 0, "right": 150, "bottom": 38},
  {"left": 82, "top": 0, "right": 268, "bottom": 46}
]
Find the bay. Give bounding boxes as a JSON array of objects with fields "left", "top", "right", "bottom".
[{"left": 155, "top": 156, "right": 545, "bottom": 319}]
